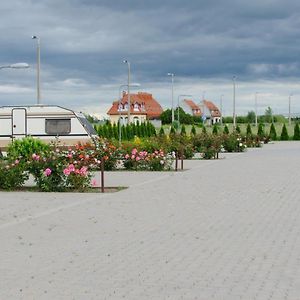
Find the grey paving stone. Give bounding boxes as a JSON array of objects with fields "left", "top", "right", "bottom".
[{"left": 1, "top": 142, "right": 300, "bottom": 299}]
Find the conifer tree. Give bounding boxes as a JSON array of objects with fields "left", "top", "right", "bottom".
[
  {"left": 113, "top": 123, "right": 118, "bottom": 139},
  {"left": 191, "top": 125, "right": 196, "bottom": 135},
  {"left": 212, "top": 124, "right": 218, "bottom": 135},
  {"left": 235, "top": 125, "right": 241, "bottom": 133},
  {"left": 223, "top": 125, "right": 229, "bottom": 134},
  {"left": 170, "top": 126, "right": 176, "bottom": 135},
  {"left": 102, "top": 124, "right": 108, "bottom": 138},
  {"left": 97, "top": 125, "right": 103, "bottom": 137},
  {"left": 269, "top": 123, "right": 277, "bottom": 140},
  {"left": 257, "top": 123, "right": 264, "bottom": 139},
  {"left": 159, "top": 127, "right": 165, "bottom": 136},
  {"left": 293, "top": 123, "right": 300, "bottom": 140},
  {"left": 181, "top": 124, "right": 186, "bottom": 135},
  {"left": 280, "top": 123, "right": 289, "bottom": 140},
  {"left": 246, "top": 123, "right": 252, "bottom": 136},
  {"left": 121, "top": 125, "right": 128, "bottom": 141}
]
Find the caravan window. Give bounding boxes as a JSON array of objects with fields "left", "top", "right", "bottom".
[{"left": 45, "top": 119, "right": 71, "bottom": 135}]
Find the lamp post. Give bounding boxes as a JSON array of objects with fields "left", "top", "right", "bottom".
[
  {"left": 255, "top": 92, "right": 259, "bottom": 127},
  {"left": 232, "top": 76, "right": 237, "bottom": 129},
  {"left": 289, "top": 93, "right": 293, "bottom": 126},
  {"left": 32, "top": 36, "right": 41, "bottom": 104},
  {"left": 118, "top": 83, "right": 140, "bottom": 145},
  {"left": 123, "top": 60, "right": 131, "bottom": 124},
  {"left": 167, "top": 73, "right": 175, "bottom": 123},
  {"left": 177, "top": 94, "right": 192, "bottom": 129},
  {"left": 220, "top": 94, "right": 223, "bottom": 126},
  {"left": 0, "top": 63, "right": 29, "bottom": 70}
]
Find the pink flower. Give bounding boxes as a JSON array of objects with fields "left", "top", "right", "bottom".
[
  {"left": 79, "top": 166, "right": 88, "bottom": 176},
  {"left": 32, "top": 153, "right": 40, "bottom": 161},
  {"left": 136, "top": 156, "right": 140, "bottom": 161},
  {"left": 15, "top": 160, "right": 19, "bottom": 165},
  {"left": 68, "top": 164, "right": 75, "bottom": 172},
  {"left": 131, "top": 155, "right": 135, "bottom": 160},
  {"left": 125, "top": 154, "right": 130, "bottom": 159},
  {"left": 44, "top": 168, "right": 52, "bottom": 176},
  {"left": 91, "top": 179, "right": 97, "bottom": 187},
  {"left": 63, "top": 168, "right": 71, "bottom": 175},
  {"left": 132, "top": 148, "right": 138, "bottom": 155}
]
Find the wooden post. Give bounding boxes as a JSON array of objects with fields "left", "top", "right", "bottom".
[
  {"left": 101, "top": 157, "right": 105, "bottom": 193},
  {"left": 175, "top": 152, "right": 178, "bottom": 171}
]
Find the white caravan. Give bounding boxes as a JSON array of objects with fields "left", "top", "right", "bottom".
[{"left": 0, "top": 105, "right": 97, "bottom": 149}]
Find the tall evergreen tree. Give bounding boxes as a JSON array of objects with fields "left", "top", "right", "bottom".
[
  {"left": 269, "top": 123, "right": 277, "bottom": 140},
  {"left": 257, "top": 123, "right": 264, "bottom": 139},
  {"left": 293, "top": 123, "right": 300, "bottom": 140},
  {"left": 159, "top": 127, "right": 165, "bottom": 136},
  {"left": 191, "top": 125, "right": 196, "bottom": 135},
  {"left": 246, "top": 123, "right": 252, "bottom": 136},
  {"left": 280, "top": 123, "right": 289, "bottom": 140},
  {"left": 181, "top": 124, "right": 186, "bottom": 135},
  {"left": 170, "top": 126, "right": 176, "bottom": 135},
  {"left": 223, "top": 125, "right": 229, "bottom": 134},
  {"left": 212, "top": 124, "right": 218, "bottom": 135},
  {"left": 235, "top": 125, "right": 241, "bottom": 134},
  {"left": 113, "top": 123, "right": 118, "bottom": 139}
]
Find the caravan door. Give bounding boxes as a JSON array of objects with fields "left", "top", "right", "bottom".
[{"left": 12, "top": 108, "right": 27, "bottom": 138}]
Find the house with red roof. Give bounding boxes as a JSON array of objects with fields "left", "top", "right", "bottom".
[
  {"left": 181, "top": 99, "right": 202, "bottom": 117},
  {"left": 199, "top": 99, "right": 221, "bottom": 125},
  {"left": 107, "top": 92, "right": 163, "bottom": 125}
]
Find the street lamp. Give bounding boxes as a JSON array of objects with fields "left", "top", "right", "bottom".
[
  {"left": 32, "top": 35, "right": 41, "bottom": 104},
  {"left": 177, "top": 94, "right": 192, "bottom": 129},
  {"left": 289, "top": 93, "right": 293, "bottom": 126},
  {"left": 167, "top": 73, "right": 175, "bottom": 123},
  {"left": 118, "top": 83, "right": 140, "bottom": 144},
  {"left": 123, "top": 60, "right": 131, "bottom": 124},
  {"left": 220, "top": 94, "right": 224, "bottom": 126},
  {"left": 0, "top": 63, "right": 29, "bottom": 70},
  {"left": 255, "top": 92, "right": 259, "bottom": 127},
  {"left": 232, "top": 76, "right": 237, "bottom": 129}
]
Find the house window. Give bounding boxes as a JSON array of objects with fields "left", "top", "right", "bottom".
[{"left": 45, "top": 119, "right": 71, "bottom": 135}]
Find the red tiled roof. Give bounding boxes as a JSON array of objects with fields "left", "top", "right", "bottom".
[
  {"left": 107, "top": 92, "right": 163, "bottom": 119},
  {"left": 183, "top": 99, "right": 200, "bottom": 110},
  {"left": 203, "top": 100, "right": 219, "bottom": 111}
]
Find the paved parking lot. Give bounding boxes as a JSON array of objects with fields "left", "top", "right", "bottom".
[{"left": 1, "top": 142, "right": 300, "bottom": 299}]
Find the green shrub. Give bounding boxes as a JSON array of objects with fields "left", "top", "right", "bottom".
[
  {"left": 7, "top": 137, "right": 50, "bottom": 160},
  {"left": 235, "top": 125, "right": 241, "bottom": 133},
  {"left": 202, "top": 126, "right": 207, "bottom": 134},
  {"left": 191, "top": 125, "right": 196, "bottom": 136},
  {"left": 269, "top": 123, "right": 277, "bottom": 140},
  {"left": 257, "top": 123, "right": 265, "bottom": 139},
  {"left": 170, "top": 126, "right": 176, "bottom": 135},
  {"left": 293, "top": 123, "right": 300, "bottom": 140},
  {"left": 180, "top": 124, "right": 186, "bottom": 136},
  {"left": 0, "top": 160, "right": 28, "bottom": 190},
  {"left": 246, "top": 124, "right": 252, "bottom": 136},
  {"left": 212, "top": 124, "right": 218, "bottom": 135},
  {"left": 223, "top": 125, "right": 229, "bottom": 134},
  {"left": 159, "top": 127, "right": 165, "bottom": 136},
  {"left": 280, "top": 124, "right": 289, "bottom": 140}
]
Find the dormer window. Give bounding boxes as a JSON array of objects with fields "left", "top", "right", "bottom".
[{"left": 134, "top": 102, "right": 139, "bottom": 111}]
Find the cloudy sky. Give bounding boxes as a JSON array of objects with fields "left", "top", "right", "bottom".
[{"left": 1, "top": 0, "right": 300, "bottom": 118}]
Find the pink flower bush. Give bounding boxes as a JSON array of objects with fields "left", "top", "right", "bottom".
[{"left": 44, "top": 168, "right": 52, "bottom": 176}]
